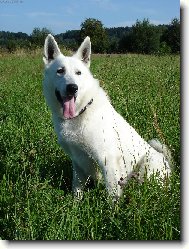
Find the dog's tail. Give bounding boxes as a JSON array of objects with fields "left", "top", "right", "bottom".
[{"left": 148, "top": 139, "right": 174, "bottom": 170}]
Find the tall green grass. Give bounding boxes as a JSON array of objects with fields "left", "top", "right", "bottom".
[{"left": 0, "top": 51, "right": 180, "bottom": 240}]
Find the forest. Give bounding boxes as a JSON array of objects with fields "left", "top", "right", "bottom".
[{"left": 0, "top": 18, "right": 180, "bottom": 54}]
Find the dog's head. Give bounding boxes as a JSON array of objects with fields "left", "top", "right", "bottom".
[{"left": 43, "top": 34, "right": 97, "bottom": 119}]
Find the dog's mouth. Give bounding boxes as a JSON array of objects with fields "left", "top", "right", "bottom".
[{"left": 55, "top": 89, "right": 76, "bottom": 119}]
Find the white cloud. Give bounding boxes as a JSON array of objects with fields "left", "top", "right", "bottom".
[
  {"left": 107, "top": 20, "right": 136, "bottom": 28},
  {"left": 150, "top": 19, "right": 171, "bottom": 25},
  {"left": 134, "top": 7, "right": 157, "bottom": 15},
  {"left": 40, "top": 19, "right": 80, "bottom": 34},
  {"left": 89, "top": 0, "right": 119, "bottom": 11},
  {"left": 107, "top": 18, "right": 170, "bottom": 28},
  {"left": 26, "top": 12, "right": 58, "bottom": 17},
  {"left": 0, "top": 14, "right": 17, "bottom": 17}
]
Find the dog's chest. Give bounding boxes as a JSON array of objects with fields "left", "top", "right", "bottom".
[{"left": 57, "top": 118, "right": 89, "bottom": 147}]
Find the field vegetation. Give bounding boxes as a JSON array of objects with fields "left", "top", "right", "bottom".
[{"left": 0, "top": 50, "right": 180, "bottom": 240}]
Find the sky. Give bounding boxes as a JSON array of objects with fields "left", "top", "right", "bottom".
[{"left": 0, "top": 0, "right": 180, "bottom": 35}]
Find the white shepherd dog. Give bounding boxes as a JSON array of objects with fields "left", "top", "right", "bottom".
[{"left": 43, "top": 35, "right": 172, "bottom": 200}]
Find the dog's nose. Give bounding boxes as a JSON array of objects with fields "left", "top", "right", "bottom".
[{"left": 66, "top": 84, "right": 78, "bottom": 95}]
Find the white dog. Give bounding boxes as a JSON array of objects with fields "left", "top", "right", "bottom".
[{"left": 43, "top": 34, "right": 172, "bottom": 200}]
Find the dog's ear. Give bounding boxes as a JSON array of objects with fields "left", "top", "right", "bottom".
[
  {"left": 74, "top": 36, "right": 91, "bottom": 68},
  {"left": 43, "top": 34, "right": 60, "bottom": 64}
]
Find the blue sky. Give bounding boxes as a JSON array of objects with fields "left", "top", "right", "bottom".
[{"left": 0, "top": 0, "right": 180, "bottom": 35}]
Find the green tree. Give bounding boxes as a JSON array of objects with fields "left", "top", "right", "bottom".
[
  {"left": 31, "top": 27, "right": 52, "bottom": 47},
  {"left": 129, "top": 19, "right": 161, "bottom": 54},
  {"left": 80, "top": 18, "right": 109, "bottom": 53},
  {"left": 6, "top": 39, "right": 17, "bottom": 52},
  {"left": 161, "top": 18, "right": 180, "bottom": 53},
  {"left": 119, "top": 32, "right": 134, "bottom": 53}
]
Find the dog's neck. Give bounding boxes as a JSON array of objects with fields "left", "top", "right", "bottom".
[
  {"left": 72, "top": 98, "right": 94, "bottom": 119},
  {"left": 61, "top": 97, "right": 94, "bottom": 121},
  {"left": 77, "top": 98, "right": 94, "bottom": 117}
]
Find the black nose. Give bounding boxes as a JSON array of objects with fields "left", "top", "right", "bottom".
[{"left": 66, "top": 84, "right": 78, "bottom": 95}]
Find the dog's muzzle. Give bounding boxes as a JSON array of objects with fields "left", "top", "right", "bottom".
[
  {"left": 55, "top": 83, "right": 78, "bottom": 104},
  {"left": 55, "top": 84, "right": 93, "bottom": 119},
  {"left": 66, "top": 84, "right": 78, "bottom": 96},
  {"left": 55, "top": 84, "right": 78, "bottom": 119},
  {"left": 55, "top": 89, "right": 63, "bottom": 103}
]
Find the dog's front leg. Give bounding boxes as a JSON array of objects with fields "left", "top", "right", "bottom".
[
  {"left": 101, "top": 163, "right": 123, "bottom": 201},
  {"left": 72, "top": 161, "right": 86, "bottom": 200}
]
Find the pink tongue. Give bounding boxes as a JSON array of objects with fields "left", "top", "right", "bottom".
[{"left": 63, "top": 96, "right": 75, "bottom": 119}]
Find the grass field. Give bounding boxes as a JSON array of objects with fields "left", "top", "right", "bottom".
[{"left": 0, "top": 50, "right": 180, "bottom": 240}]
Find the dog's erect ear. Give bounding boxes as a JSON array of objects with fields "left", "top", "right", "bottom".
[
  {"left": 43, "top": 34, "right": 60, "bottom": 64},
  {"left": 74, "top": 36, "right": 91, "bottom": 68}
]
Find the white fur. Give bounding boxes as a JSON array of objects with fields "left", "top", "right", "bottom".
[{"left": 43, "top": 35, "right": 172, "bottom": 200}]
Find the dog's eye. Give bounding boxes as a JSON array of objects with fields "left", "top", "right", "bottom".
[
  {"left": 75, "top": 70, "right": 81, "bottom": 75},
  {"left": 57, "top": 67, "right": 65, "bottom": 75}
]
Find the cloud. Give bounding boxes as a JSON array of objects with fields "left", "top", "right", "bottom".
[
  {"left": 150, "top": 19, "right": 171, "bottom": 25},
  {"left": 107, "top": 19, "right": 170, "bottom": 28},
  {"left": 40, "top": 19, "right": 80, "bottom": 34},
  {"left": 134, "top": 7, "right": 157, "bottom": 15},
  {"left": 64, "top": 6, "right": 75, "bottom": 16},
  {"left": 0, "top": 14, "right": 17, "bottom": 17},
  {"left": 90, "top": 0, "right": 110, "bottom": 4},
  {"left": 26, "top": 12, "right": 58, "bottom": 17},
  {"left": 111, "top": 20, "right": 136, "bottom": 27},
  {"left": 89, "top": 0, "right": 119, "bottom": 11}
]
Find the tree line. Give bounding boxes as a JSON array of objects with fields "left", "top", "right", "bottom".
[{"left": 0, "top": 18, "right": 180, "bottom": 54}]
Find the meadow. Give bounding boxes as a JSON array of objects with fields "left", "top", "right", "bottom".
[{"left": 0, "top": 50, "right": 180, "bottom": 240}]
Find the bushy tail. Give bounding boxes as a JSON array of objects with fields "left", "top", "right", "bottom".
[{"left": 148, "top": 139, "right": 173, "bottom": 170}]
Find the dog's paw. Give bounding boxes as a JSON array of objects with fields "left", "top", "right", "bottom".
[{"left": 74, "top": 188, "right": 83, "bottom": 200}]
